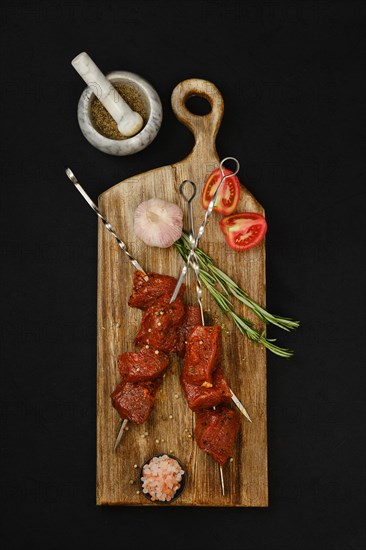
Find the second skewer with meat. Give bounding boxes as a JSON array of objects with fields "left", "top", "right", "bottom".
[{"left": 176, "top": 177, "right": 249, "bottom": 495}]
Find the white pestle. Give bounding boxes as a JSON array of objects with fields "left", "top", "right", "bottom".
[{"left": 71, "top": 52, "right": 144, "bottom": 138}]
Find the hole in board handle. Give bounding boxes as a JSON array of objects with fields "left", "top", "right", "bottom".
[{"left": 185, "top": 95, "right": 212, "bottom": 116}]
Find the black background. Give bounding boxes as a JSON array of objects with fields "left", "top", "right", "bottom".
[{"left": 1, "top": 1, "right": 365, "bottom": 549}]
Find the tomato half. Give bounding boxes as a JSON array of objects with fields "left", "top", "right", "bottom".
[
  {"left": 219, "top": 212, "right": 267, "bottom": 252},
  {"left": 202, "top": 167, "right": 241, "bottom": 215}
]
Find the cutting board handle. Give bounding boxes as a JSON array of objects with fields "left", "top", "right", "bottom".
[{"left": 171, "top": 78, "right": 224, "bottom": 160}]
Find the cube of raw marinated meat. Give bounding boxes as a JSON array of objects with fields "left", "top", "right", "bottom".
[
  {"left": 128, "top": 271, "right": 185, "bottom": 310},
  {"left": 134, "top": 298, "right": 186, "bottom": 354},
  {"left": 183, "top": 325, "right": 222, "bottom": 387},
  {"left": 194, "top": 406, "right": 241, "bottom": 466},
  {"left": 118, "top": 347, "right": 169, "bottom": 382},
  {"left": 181, "top": 366, "right": 231, "bottom": 411},
  {"left": 110, "top": 379, "right": 161, "bottom": 424}
]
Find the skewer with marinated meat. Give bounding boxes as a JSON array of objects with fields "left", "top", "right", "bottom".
[
  {"left": 175, "top": 177, "right": 247, "bottom": 494},
  {"left": 65, "top": 174, "right": 189, "bottom": 449},
  {"left": 111, "top": 272, "right": 196, "bottom": 445}
]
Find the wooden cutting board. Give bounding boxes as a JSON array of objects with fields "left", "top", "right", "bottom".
[{"left": 97, "top": 78, "right": 268, "bottom": 506}]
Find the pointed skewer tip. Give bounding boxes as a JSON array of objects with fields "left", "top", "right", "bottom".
[
  {"left": 114, "top": 419, "right": 128, "bottom": 452},
  {"left": 219, "top": 465, "right": 225, "bottom": 496}
]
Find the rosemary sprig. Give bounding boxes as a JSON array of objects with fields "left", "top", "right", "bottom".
[
  {"left": 179, "top": 232, "right": 299, "bottom": 331},
  {"left": 174, "top": 234, "right": 298, "bottom": 359}
]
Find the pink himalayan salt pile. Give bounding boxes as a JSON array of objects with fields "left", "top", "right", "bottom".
[{"left": 141, "top": 455, "right": 185, "bottom": 502}]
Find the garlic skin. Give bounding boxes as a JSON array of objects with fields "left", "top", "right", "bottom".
[{"left": 134, "top": 198, "right": 183, "bottom": 248}]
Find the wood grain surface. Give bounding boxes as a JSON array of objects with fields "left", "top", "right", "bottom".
[{"left": 97, "top": 79, "right": 268, "bottom": 506}]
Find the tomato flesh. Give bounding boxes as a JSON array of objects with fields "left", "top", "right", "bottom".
[
  {"left": 219, "top": 212, "right": 267, "bottom": 252},
  {"left": 202, "top": 167, "right": 241, "bottom": 215}
]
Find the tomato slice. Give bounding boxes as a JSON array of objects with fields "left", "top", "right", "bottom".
[
  {"left": 219, "top": 212, "right": 267, "bottom": 252},
  {"left": 202, "top": 167, "right": 241, "bottom": 215}
]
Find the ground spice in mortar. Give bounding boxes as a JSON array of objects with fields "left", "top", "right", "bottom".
[{"left": 91, "top": 82, "right": 148, "bottom": 140}]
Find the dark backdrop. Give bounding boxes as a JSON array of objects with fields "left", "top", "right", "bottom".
[{"left": 1, "top": 1, "right": 365, "bottom": 549}]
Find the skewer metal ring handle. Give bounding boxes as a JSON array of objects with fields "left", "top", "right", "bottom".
[
  {"left": 219, "top": 157, "right": 240, "bottom": 178},
  {"left": 179, "top": 180, "right": 197, "bottom": 204}
]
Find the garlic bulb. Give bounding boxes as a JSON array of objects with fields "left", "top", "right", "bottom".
[{"left": 134, "top": 198, "right": 183, "bottom": 248}]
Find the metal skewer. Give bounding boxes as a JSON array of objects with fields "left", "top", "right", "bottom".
[
  {"left": 65, "top": 167, "right": 148, "bottom": 280},
  {"left": 179, "top": 178, "right": 253, "bottom": 496},
  {"left": 65, "top": 167, "right": 149, "bottom": 450},
  {"left": 113, "top": 418, "right": 128, "bottom": 451},
  {"left": 170, "top": 157, "right": 240, "bottom": 304},
  {"left": 179, "top": 180, "right": 225, "bottom": 496}
]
